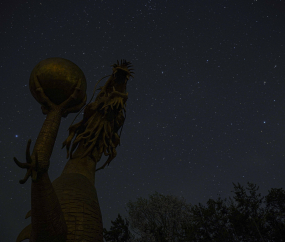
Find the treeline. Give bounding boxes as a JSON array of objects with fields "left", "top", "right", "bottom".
[{"left": 103, "top": 182, "right": 285, "bottom": 242}]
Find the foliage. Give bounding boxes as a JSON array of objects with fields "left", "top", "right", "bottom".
[
  {"left": 126, "top": 191, "right": 192, "bottom": 242},
  {"left": 264, "top": 187, "right": 285, "bottom": 241},
  {"left": 103, "top": 213, "right": 132, "bottom": 242},
  {"left": 103, "top": 183, "right": 285, "bottom": 242}
]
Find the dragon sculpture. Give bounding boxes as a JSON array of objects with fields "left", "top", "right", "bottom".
[{"left": 14, "top": 59, "right": 134, "bottom": 242}]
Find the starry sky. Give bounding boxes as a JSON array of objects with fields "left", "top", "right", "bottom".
[{"left": 1, "top": 0, "right": 285, "bottom": 240}]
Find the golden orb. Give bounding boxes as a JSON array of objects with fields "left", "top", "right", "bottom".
[{"left": 29, "top": 57, "right": 87, "bottom": 106}]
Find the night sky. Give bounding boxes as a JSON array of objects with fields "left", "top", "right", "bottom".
[{"left": 1, "top": 0, "right": 285, "bottom": 240}]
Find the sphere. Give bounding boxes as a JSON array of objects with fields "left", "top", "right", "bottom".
[{"left": 29, "top": 57, "right": 87, "bottom": 106}]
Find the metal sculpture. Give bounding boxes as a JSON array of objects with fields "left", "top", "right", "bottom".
[{"left": 13, "top": 58, "right": 133, "bottom": 242}]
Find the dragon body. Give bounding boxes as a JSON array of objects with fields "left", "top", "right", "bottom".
[{"left": 14, "top": 60, "right": 134, "bottom": 242}]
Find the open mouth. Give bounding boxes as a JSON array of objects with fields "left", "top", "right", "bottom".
[{"left": 112, "top": 60, "right": 134, "bottom": 79}]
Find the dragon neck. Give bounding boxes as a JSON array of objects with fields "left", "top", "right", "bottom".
[{"left": 61, "top": 141, "right": 99, "bottom": 186}]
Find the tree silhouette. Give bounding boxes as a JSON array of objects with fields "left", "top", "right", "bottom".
[
  {"left": 103, "top": 213, "right": 132, "bottom": 242},
  {"left": 104, "top": 183, "right": 285, "bottom": 241}
]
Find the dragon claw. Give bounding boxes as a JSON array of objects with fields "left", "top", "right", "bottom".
[
  {"left": 60, "top": 78, "right": 84, "bottom": 115},
  {"left": 13, "top": 139, "right": 39, "bottom": 184},
  {"left": 34, "top": 75, "right": 53, "bottom": 110}
]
